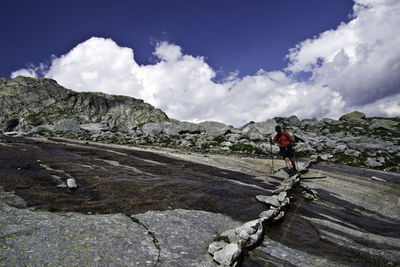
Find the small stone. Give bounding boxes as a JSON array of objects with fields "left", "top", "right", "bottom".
[
  {"left": 259, "top": 209, "right": 275, "bottom": 221},
  {"left": 67, "top": 178, "right": 78, "bottom": 189},
  {"left": 220, "top": 229, "right": 239, "bottom": 244},
  {"left": 280, "top": 197, "right": 290, "bottom": 207},
  {"left": 277, "top": 191, "right": 287, "bottom": 203},
  {"left": 256, "top": 195, "right": 280, "bottom": 207},
  {"left": 273, "top": 211, "right": 285, "bottom": 221},
  {"left": 243, "top": 219, "right": 261, "bottom": 229},
  {"left": 371, "top": 176, "right": 386, "bottom": 182},
  {"left": 272, "top": 184, "right": 292, "bottom": 194}
]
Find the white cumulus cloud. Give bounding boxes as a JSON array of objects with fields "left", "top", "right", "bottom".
[
  {"left": 287, "top": 0, "right": 400, "bottom": 108},
  {"left": 11, "top": 0, "right": 400, "bottom": 126}
]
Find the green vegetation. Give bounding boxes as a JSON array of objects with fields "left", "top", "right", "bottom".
[{"left": 213, "top": 136, "right": 226, "bottom": 144}]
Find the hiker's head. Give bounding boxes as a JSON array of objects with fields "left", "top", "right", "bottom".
[{"left": 275, "top": 125, "right": 281, "bottom": 133}]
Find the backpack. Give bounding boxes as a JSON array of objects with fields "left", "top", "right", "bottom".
[{"left": 277, "top": 131, "right": 292, "bottom": 145}]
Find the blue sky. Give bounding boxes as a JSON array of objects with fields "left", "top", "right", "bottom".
[
  {"left": 2, "top": 0, "right": 400, "bottom": 126},
  {"left": 1, "top": 0, "right": 353, "bottom": 78}
]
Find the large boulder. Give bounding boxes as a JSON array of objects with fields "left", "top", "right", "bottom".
[
  {"left": 175, "top": 121, "right": 201, "bottom": 134},
  {"left": 241, "top": 119, "right": 277, "bottom": 139},
  {"left": 141, "top": 123, "right": 163, "bottom": 136},
  {"left": 339, "top": 111, "right": 366, "bottom": 121},
  {"left": 368, "top": 118, "right": 398, "bottom": 131},
  {"left": 198, "top": 121, "right": 231, "bottom": 137}
]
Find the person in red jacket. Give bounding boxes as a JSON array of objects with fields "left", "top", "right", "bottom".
[{"left": 272, "top": 125, "right": 296, "bottom": 175}]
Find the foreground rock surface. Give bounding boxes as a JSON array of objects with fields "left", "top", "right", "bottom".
[
  {"left": 1, "top": 136, "right": 399, "bottom": 266},
  {"left": 0, "top": 195, "right": 240, "bottom": 266}
]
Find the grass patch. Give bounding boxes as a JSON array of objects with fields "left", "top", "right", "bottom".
[{"left": 213, "top": 136, "right": 226, "bottom": 144}]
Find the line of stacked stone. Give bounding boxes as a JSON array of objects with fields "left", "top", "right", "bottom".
[{"left": 207, "top": 157, "right": 318, "bottom": 266}]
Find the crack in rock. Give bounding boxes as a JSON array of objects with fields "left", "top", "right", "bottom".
[{"left": 129, "top": 215, "right": 161, "bottom": 267}]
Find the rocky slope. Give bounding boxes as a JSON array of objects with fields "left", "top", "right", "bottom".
[
  {"left": 0, "top": 76, "right": 168, "bottom": 133},
  {"left": 2, "top": 76, "right": 399, "bottom": 173}
]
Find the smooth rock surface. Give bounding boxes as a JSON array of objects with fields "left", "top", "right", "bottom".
[
  {"left": 134, "top": 209, "right": 241, "bottom": 266},
  {"left": 0, "top": 202, "right": 158, "bottom": 266}
]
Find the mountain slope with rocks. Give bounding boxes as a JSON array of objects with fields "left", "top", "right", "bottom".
[
  {"left": 0, "top": 76, "right": 168, "bottom": 133},
  {"left": 2, "top": 76, "right": 399, "bottom": 173}
]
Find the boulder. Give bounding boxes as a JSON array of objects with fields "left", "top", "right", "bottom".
[
  {"left": 339, "top": 111, "right": 366, "bottom": 121},
  {"left": 241, "top": 119, "right": 277, "bottom": 139},
  {"left": 198, "top": 121, "right": 231, "bottom": 136},
  {"left": 54, "top": 119, "right": 80, "bottom": 132},
  {"left": 368, "top": 119, "right": 398, "bottom": 131},
  {"left": 175, "top": 121, "right": 201, "bottom": 134},
  {"left": 161, "top": 122, "right": 180, "bottom": 136},
  {"left": 244, "top": 127, "right": 264, "bottom": 141},
  {"left": 287, "top": 115, "right": 300, "bottom": 126},
  {"left": 141, "top": 123, "right": 163, "bottom": 136}
]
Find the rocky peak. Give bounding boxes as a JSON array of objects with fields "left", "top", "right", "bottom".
[{"left": 0, "top": 76, "right": 169, "bottom": 132}]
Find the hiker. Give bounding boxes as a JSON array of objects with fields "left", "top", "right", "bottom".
[{"left": 271, "top": 125, "right": 296, "bottom": 175}]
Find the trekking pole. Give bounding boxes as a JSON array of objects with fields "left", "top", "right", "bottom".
[
  {"left": 292, "top": 141, "right": 298, "bottom": 172},
  {"left": 269, "top": 136, "right": 274, "bottom": 174}
]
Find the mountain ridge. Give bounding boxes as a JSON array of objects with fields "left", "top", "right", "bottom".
[{"left": 0, "top": 76, "right": 169, "bottom": 132}]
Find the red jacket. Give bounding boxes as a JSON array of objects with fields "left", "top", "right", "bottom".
[{"left": 273, "top": 131, "right": 292, "bottom": 148}]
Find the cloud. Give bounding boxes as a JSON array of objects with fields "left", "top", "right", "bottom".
[
  {"left": 153, "top": 41, "right": 182, "bottom": 62},
  {"left": 45, "top": 37, "right": 142, "bottom": 97},
  {"left": 287, "top": 0, "right": 400, "bottom": 107},
  {"left": 11, "top": 0, "right": 400, "bottom": 126}
]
